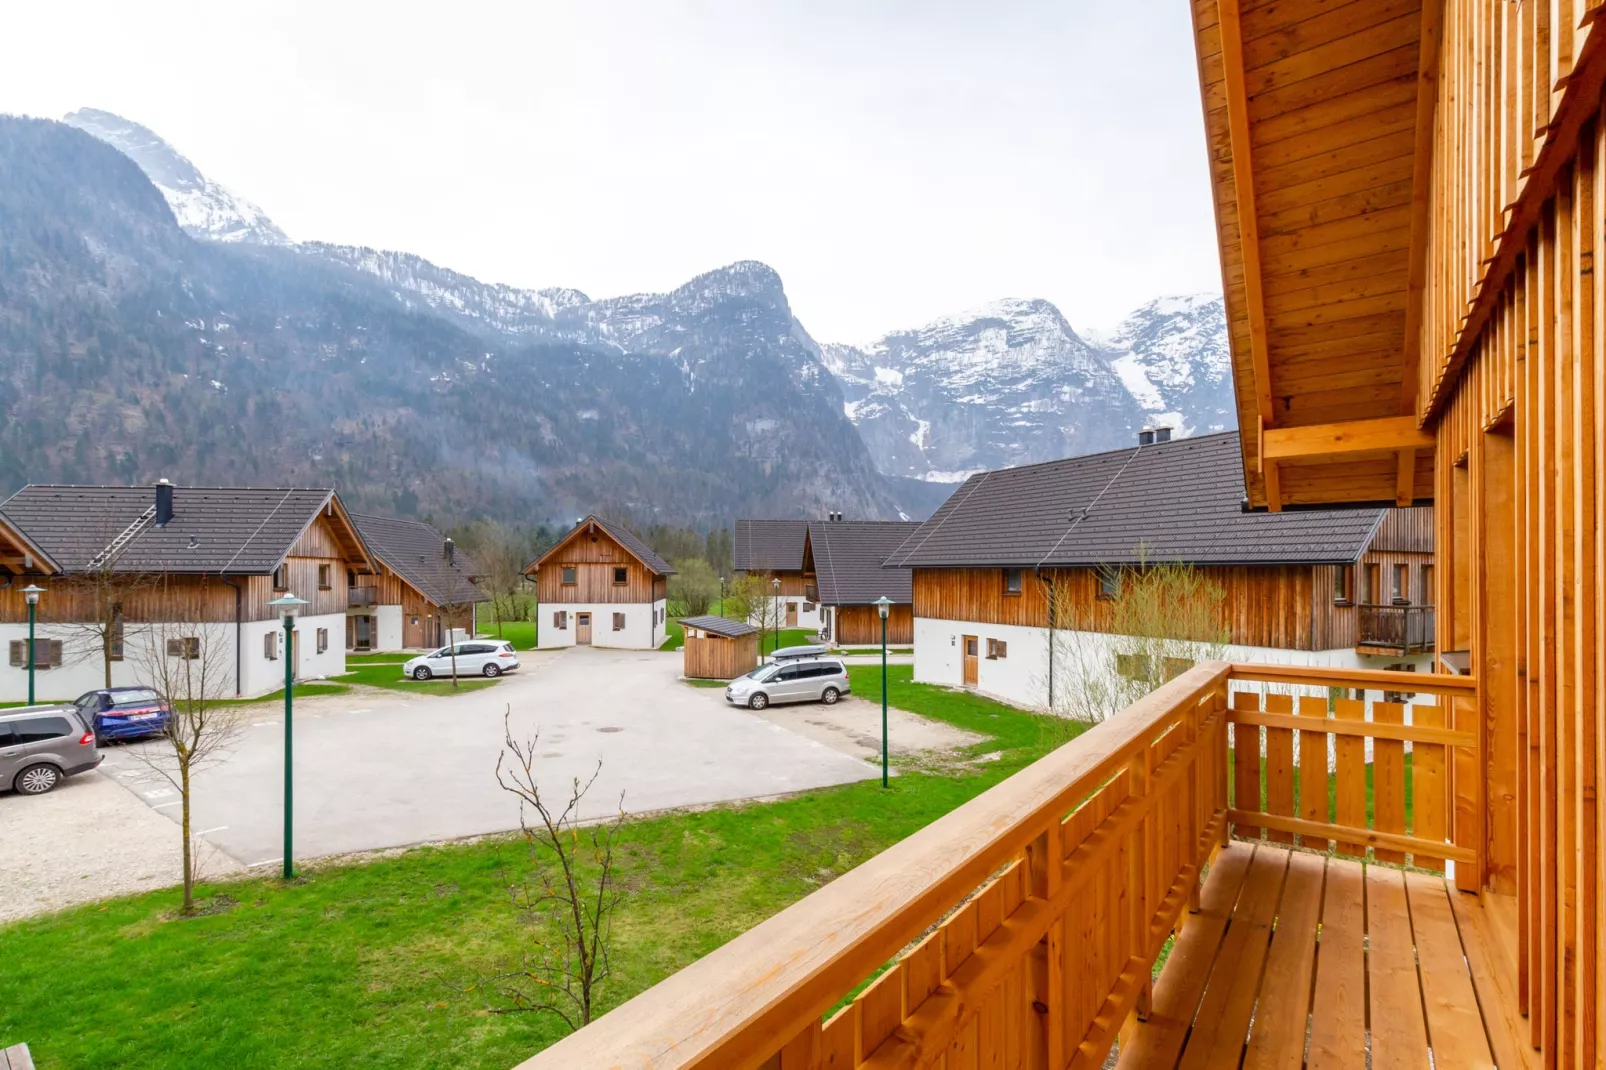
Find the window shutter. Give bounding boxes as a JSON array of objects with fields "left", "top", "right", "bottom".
[
  {"left": 9, "top": 640, "right": 22, "bottom": 667},
  {"left": 46, "top": 640, "right": 63, "bottom": 668},
  {"left": 167, "top": 638, "right": 183, "bottom": 658},
  {"left": 613, "top": 612, "right": 625, "bottom": 631}
]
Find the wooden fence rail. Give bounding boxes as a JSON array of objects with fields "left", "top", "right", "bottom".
[{"left": 514, "top": 662, "right": 1475, "bottom": 1070}]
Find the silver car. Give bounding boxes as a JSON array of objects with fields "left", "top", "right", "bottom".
[
  {"left": 726, "top": 658, "right": 851, "bottom": 710},
  {"left": 404, "top": 640, "right": 521, "bottom": 680},
  {"left": 1, "top": 705, "right": 102, "bottom": 796}
]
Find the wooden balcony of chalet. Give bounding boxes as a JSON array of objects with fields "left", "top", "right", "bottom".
[
  {"left": 348, "top": 585, "right": 378, "bottom": 608},
  {"left": 519, "top": 662, "right": 1535, "bottom": 1070},
  {"left": 1355, "top": 603, "right": 1436, "bottom": 657}
]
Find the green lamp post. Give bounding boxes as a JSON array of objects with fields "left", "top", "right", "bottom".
[
  {"left": 874, "top": 595, "right": 892, "bottom": 788},
  {"left": 268, "top": 593, "right": 308, "bottom": 879},
  {"left": 22, "top": 585, "right": 44, "bottom": 705}
]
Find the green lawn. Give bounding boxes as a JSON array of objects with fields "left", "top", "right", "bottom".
[
  {"left": 480, "top": 620, "right": 539, "bottom": 650},
  {"left": 0, "top": 668, "right": 1067, "bottom": 1069},
  {"left": 840, "top": 647, "right": 914, "bottom": 656},
  {"left": 336, "top": 661, "right": 500, "bottom": 698}
]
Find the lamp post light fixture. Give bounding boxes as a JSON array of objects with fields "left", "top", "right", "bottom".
[
  {"left": 21, "top": 584, "right": 44, "bottom": 705},
  {"left": 267, "top": 593, "right": 309, "bottom": 880},
  {"left": 874, "top": 595, "right": 892, "bottom": 789},
  {"left": 772, "top": 576, "right": 782, "bottom": 657}
]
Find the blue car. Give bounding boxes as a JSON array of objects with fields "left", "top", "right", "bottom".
[{"left": 72, "top": 687, "right": 172, "bottom": 743}]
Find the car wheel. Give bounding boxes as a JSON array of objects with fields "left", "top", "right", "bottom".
[
  {"left": 482, "top": 663, "right": 501, "bottom": 677},
  {"left": 748, "top": 692, "right": 769, "bottom": 710},
  {"left": 820, "top": 687, "right": 840, "bottom": 705},
  {"left": 15, "top": 763, "right": 62, "bottom": 796},
  {"left": 412, "top": 666, "right": 433, "bottom": 681}
]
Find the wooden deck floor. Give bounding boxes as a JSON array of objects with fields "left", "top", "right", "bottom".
[{"left": 1116, "top": 842, "right": 1537, "bottom": 1070}]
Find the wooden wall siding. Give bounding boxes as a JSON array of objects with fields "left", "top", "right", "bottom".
[
  {"left": 537, "top": 561, "right": 657, "bottom": 604},
  {"left": 738, "top": 570, "right": 813, "bottom": 597},
  {"left": 1430, "top": 99, "right": 1606, "bottom": 1068},
  {"left": 683, "top": 633, "right": 758, "bottom": 680},
  {"left": 1369, "top": 505, "right": 1435, "bottom": 552},
  {"left": 913, "top": 566, "right": 1319, "bottom": 650},
  {"left": 832, "top": 604, "right": 913, "bottom": 646},
  {"left": 1, "top": 574, "right": 240, "bottom": 625}
]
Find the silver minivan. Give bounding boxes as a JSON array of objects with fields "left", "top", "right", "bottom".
[
  {"left": 725, "top": 658, "right": 851, "bottom": 710},
  {"left": 0, "top": 705, "right": 102, "bottom": 796}
]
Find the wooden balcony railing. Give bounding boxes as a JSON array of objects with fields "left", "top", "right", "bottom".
[
  {"left": 515, "top": 662, "right": 1480, "bottom": 1070},
  {"left": 348, "top": 586, "right": 378, "bottom": 608},
  {"left": 1356, "top": 603, "right": 1435, "bottom": 654}
]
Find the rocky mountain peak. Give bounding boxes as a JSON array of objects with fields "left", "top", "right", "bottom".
[{"left": 63, "top": 107, "right": 288, "bottom": 245}]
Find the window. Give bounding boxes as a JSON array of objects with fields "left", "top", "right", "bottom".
[
  {"left": 9, "top": 639, "right": 62, "bottom": 669},
  {"left": 1363, "top": 563, "right": 1380, "bottom": 604},
  {"left": 12, "top": 716, "right": 73, "bottom": 744},
  {"left": 1333, "top": 565, "right": 1352, "bottom": 604},
  {"left": 316, "top": 627, "right": 329, "bottom": 654},
  {"left": 805, "top": 584, "right": 819, "bottom": 602},
  {"left": 1098, "top": 568, "right": 1120, "bottom": 600},
  {"left": 1115, "top": 652, "right": 1148, "bottom": 680},
  {"left": 613, "top": 566, "right": 628, "bottom": 585},
  {"left": 561, "top": 566, "right": 577, "bottom": 586},
  {"left": 109, "top": 617, "right": 125, "bottom": 661},
  {"left": 775, "top": 665, "right": 801, "bottom": 681},
  {"left": 1383, "top": 662, "right": 1417, "bottom": 704},
  {"left": 264, "top": 632, "right": 278, "bottom": 660},
  {"left": 613, "top": 612, "right": 625, "bottom": 631},
  {"left": 1391, "top": 564, "right": 1408, "bottom": 603},
  {"left": 272, "top": 565, "right": 288, "bottom": 591},
  {"left": 802, "top": 601, "right": 816, "bottom": 612},
  {"left": 166, "top": 637, "right": 201, "bottom": 660},
  {"left": 318, "top": 563, "right": 332, "bottom": 590},
  {"left": 553, "top": 610, "right": 568, "bottom": 629},
  {"left": 1420, "top": 564, "right": 1435, "bottom": 605},
  {"left": 986, "top": 638, "right": 1009, "bottom": 660},
  {"left": 1162, "top": 657, "right": 1195, "bottom": 681},
  {"left": 1003, "top": 568, "right": 1023, "bottom": 595}
]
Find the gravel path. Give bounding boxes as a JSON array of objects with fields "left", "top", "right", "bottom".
[{"left": 0, "top": 769, "right": 242, "bottom": 925}]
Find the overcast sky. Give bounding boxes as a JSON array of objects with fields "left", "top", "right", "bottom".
[{"left": 1, "top": 1, "right": 1221, "bottom": 343}]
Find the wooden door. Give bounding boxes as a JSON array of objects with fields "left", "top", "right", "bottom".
[
  {"left": 576, "top": 613, "right": 592, "bottom": 645},
  {"left": 345, "top": 615, "right": 355, "bottom": 650},
  {"left": 785, "top": 602, "right": 798, "bottom": 627},
  {"left": 962, "top": 635, "right": 979, "bottom": 687}
]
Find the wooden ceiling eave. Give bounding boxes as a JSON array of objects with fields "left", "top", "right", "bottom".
[{"left": 1218, "top": 0, "right": 1282, "bottom": 511}]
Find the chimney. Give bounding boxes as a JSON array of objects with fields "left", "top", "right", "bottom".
[
  {"left": 1137, "top": 429, "right": 1156, "bottom": 446},
  {"left": 154, "top": 478, "right": 174, "bottom": 527},
  {"left": 1154, "top": 426, "right": 1172, "bottom": 443},
  {"left": 444, "top": 537, "right": 456, "bottom": 565}
]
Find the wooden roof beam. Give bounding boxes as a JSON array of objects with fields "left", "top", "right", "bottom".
[
  {"left": 1262, "top": 416, "right": 1437, "bottom": 463},
  {"left": 1219, "top": 0, "right": 1279, "bottom": 510}
]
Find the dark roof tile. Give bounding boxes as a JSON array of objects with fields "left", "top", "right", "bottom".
[
  {"left": 349, "top": 513, "right": 489, "bottom": 605},
  {"left": 808, "top": 520, "right": 921, "bottom": 605},
  {"left": 732, "top": 519, "right": 808, "bottom": 572},
  {"left": 680, "top": 615, "right": 759, "bottom": 639}
]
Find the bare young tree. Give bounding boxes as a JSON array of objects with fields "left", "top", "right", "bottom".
[
  {"left": 1047, "top": 555, "right": 1230, "bottom": 724},
  {"left": 129, "top": 599, "right": 242, "bottom": 915},
  {"left": 456, "top": 520, "right": 527, "bottom": 638},
  {"left": 53, "top": 513, "right": 159, "bottom": 687},
  {"left": 488, "top": 712, "right": 626, "bottom": 1031}
]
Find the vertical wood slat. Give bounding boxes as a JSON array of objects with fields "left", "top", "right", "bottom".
[
  {"left": 1372, "top": 700, "right": 1409, "bottom": 864},
  {"left": 1413, "top": 700, "right": 1449, "bottom": 874},
  {"left": 1232, "top": 690, "right": 1263, "bottom": 841},
  {"left": 1295, "top": 696, "right": 1330, "bottom": 854},
  {"left": 1262, "top": 693, "right": 1295, "bottom": 845},
  {"left": 1334, "top": 696, "right": 1369, "bottom": 857}
]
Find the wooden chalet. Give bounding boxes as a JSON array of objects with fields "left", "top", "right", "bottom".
[
  {"left": 525, "top": 515, "right": 673, "bottom": 650},
  {"left": 732, "top": 518, "right": 822, "bottom": 632},
  {"left": 808, "top": 518, "right": 919, "bottom": 646},
  {"left": 518, "top": 3, "right": 1600, "bottom": 1069},
  {"left": 0, "top": 481, "right": 373, "bottom": 700},
  {"left": 880, "top": 432, "right": 1434, "bottom": 710},
  {"left": 347, "top": 513, "right": 489, "bottom": 651},
  {"left": 679, "top": 614, "right": 760, "bottom": 680}
]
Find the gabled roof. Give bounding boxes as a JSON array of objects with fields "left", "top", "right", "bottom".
[
  {"left": 527, "top": 515, "right": 676, "bottom": 577},
  {"left": 349, "top": 513, "right": 489, "bottom": 606},
  {"left": 680, "top": 615, "right": 758, "bottom": 639},
  {"left": 732, "top": 519, "right": 808, "bottom": 572},
  {"left": 0, "top": 484, "right": 373, "bottom": 575},
  {"left": 807, "top": 520, "right": 921, "bottom": 606},
  {"left": 0, "top": 511, "right": 61, "bottom": 575},
  {"left": 883, "top": 433, "right": 1386, "bottom": 570}
]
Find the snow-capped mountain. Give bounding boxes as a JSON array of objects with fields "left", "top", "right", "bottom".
[
  {"left": 1101, "top": 294, "right": 1234, "bottom": 438},
  {"left": 63, "top": 108, "right": 288, "bottom": 245},
  {"left": 824, "top": 295, "right": 1234, "bottom": 482}
]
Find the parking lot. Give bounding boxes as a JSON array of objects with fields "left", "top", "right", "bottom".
[{"left": 97, "top": 647, "right": 899, "bottom": 867}]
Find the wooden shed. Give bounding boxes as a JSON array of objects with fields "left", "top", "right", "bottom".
[{"left": 680, "top": 615, "right": 759, "bottom": 680}]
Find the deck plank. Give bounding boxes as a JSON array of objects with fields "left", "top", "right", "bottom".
[
  {"left": 1176, "top": 845, "right": 1289, "bottom": 1070},
  {"left": 1306, "top": 858, "right": 1367, "bottom": 1070},
  {"left": 1404, "top": 873, "right": 1495, "bottom": 1068},
  {"left": 1363, "top": 865, "right": 1431, "bottom": 1070},
  {"left": 1449, "top": 891, "right": 1542, "bottom": 1070},
  {"left": 1242, "top": 851, "right": 1325, "bottom": 1070},
  {"left": 1114, "top": 843, "right": 1254, "bottom": 1069}
]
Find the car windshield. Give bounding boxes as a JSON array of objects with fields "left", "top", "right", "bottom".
[
  {"left": 742, "top": 665, "right": 776, "bottom": 682},
  {"left": 110, "top": 689, "right": 162, "bottom": 708}
]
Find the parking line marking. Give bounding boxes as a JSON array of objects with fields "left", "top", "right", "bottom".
[
  {"left": 253, "top": 721, "right": 279, "bottom": 727},
  {"left": 248, "top": 858, "right": 283, "bottom": 868},
  {"left": 150, "top": 801, "right": 182, "bottom": 809},
  {"left": 198, "top": 826, "right": 229, "bottom": 835}
]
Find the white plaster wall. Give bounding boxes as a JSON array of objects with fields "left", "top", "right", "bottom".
[
  {"left": 543, "top": 601, "right": 666, "bottom": 649},
  {"left": 913, "top": 616, "right": 1441, "bottom": 713},
  {"left": 241, "top": 614, "right": 346, "bottom": 698},
  {"left": 375, "top": 605, "right": 404, "bottom": 651},
  {"left": 747, "top": 596, "right": 823, "bottom": 633}
]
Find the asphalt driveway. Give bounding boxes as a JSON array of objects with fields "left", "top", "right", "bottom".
[{"left": 98, "top": 647, "right": 880, "bottom": 867}]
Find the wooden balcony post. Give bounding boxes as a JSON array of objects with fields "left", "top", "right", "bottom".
[
  {"left": 1026, "top": 820, "right": 1064, "bottom": 1069},
  {"left": 1129, "top": 748, "right": 1155, "bottom": 1022},
  {"left": 1216, "top": 687, "right": 1231, "bottom": 848},
  {"left": 1186, "top": 695, "right": 1202, "bottom": 914}
]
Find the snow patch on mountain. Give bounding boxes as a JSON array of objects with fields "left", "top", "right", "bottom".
[{"left": 63, "top": 108, "right": 289, "bottom": 245}]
